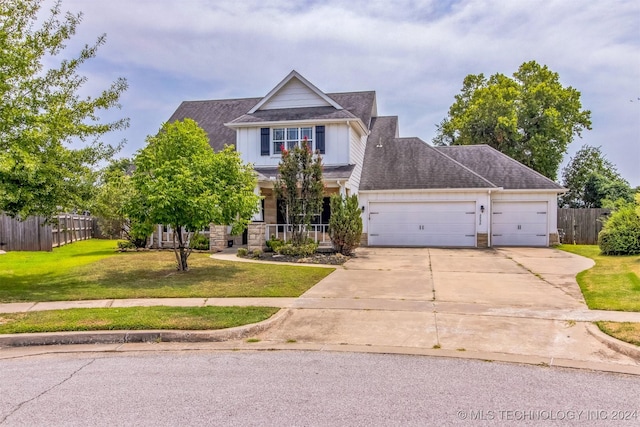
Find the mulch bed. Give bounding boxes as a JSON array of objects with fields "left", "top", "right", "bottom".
[{"left": 240, "top": 251, "right": 351, "bottom": 265}]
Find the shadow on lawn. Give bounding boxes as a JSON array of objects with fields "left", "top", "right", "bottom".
[
  {"left": 65, "top": 250, "right": 124, "bottom": 258},
  {"left": 0, "top": 258, "right": 249, "bottom": 302}
]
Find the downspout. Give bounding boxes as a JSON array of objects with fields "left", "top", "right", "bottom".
[
  {"left": 487, "top": 190, "right": 492, "bottom": 248},
  {"left": 336, "top": 180, "right": 345, "bottom": 196}
]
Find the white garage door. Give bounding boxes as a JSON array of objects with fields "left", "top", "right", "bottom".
[
  {"left": 368, "top": 202, "right": 476, "bottom": 247},
  {"left": 491, "top": 201, "right": 548, "bottom": 246}
]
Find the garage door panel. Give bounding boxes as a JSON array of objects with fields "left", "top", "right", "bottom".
[
  {"left": 491, "top": 202, "right": 548, "bottom": 247},
  {"left": 369, "top": 202, "right": 476, "bottom": 247},
  {"left": 492, "top": 223, "right": 547, "bottom": 235},
  {"left": 492, "top": 211, "right": 547, "bottom": 224}
]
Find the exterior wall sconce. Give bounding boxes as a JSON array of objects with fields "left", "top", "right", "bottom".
[
  {"left": 361, "top": 206, "right": 366, "bottom": 212},
  {"left": 480, "top": 205, "right": 485, "bottom": 213}
]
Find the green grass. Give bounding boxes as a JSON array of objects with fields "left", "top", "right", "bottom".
[
  {"left": 0, "top": 239, "right": 334, "bottom": 302},
  {"left": 0, "top": 306, "right": 279, "bottom": 334},
  {"left": 559, "top": 245, "right": 640, "bottom": 312},
  {"left": 596, "top": 321, "right": 640, "bottom": 347}
]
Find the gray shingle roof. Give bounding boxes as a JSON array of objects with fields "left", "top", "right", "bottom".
[
  {"left": 167, "top": 98, "right": 261, "bottom": 152},
  {"left": 228, "top": 106, "right": 358, "bottom": 124},
  {"left": 328, "top": 91, "right": 376, "bottom": 128},
  {"left": 360, "top": 117, "right": 496, "bottom": 191},
  {"left": 168, "top": 91, "right": 376, "bottom": 152},
  {"left": 254, "top": 164, "right": 355, "bottom": 181},
  {"left": 436, "top": 145, "right": 565, "bottom": 190},
  {"left": 228, "top": 91, "right": 375, "bottom": 127}
]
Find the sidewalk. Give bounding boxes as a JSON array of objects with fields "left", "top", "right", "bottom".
[{"left": 3, "top": 297, "right": 640, "bottom": 322}]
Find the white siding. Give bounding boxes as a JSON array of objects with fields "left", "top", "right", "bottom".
[
  {"left": 235, "top": 127, "right": 261, "bottom": 164},
  {"left": 235, "top": 123, "right": 351, "bottom": 167},
  {"left": 322, "top": 124, "right": 350, "bottom": 165},
  {"left": 347, "top": 132, "right": 366, "bottom": 193},
  {"left": 260, "top": 79, "right": 331, "bottom": 110}
]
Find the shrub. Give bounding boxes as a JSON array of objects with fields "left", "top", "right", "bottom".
[
  {"left": 117, "top": 240, "right": 136, "bottom": 251},
  {"left": 252, "top": 249, "right": 263, "bottom": 258},
  {"left": 123, "top": 220, "right": 152, "bottom": 249},
  {"left": 329, "top": 194, "right": 363, "bottom": 256},
  {"left": 237, "top": 248, "right": 248, "bottom": 257},
  {"left": 277, "top": 242, "right": 318, "bottom": 257},
  {"left": 598, "top": 197, "right": 640, "bottom": 255},
  {"left": 266, "top": 237, "right": 285, "bottom": 252},
  {"left": 190, "top": 233, "right": 210, "bottom": 251}
]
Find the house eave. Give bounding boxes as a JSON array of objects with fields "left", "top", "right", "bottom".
[
  {"left": 225, "top": 118, "right": 368, "bottom": 135},
  {"left": 359, "top": 187, "right": 501, "bottom": 194},
  {"left": 498, "top": 188, "right": 567, "bottom": 194}
]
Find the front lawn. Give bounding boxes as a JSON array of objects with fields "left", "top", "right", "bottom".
[
  {"left": 559, "top": 245, "right": 640, "bottom": 347},
  {"left": 559, "top": 245, "right": 640, "bottom": 312},
  {"left": 0, "top": 306, "right": 279, "bottom": 334},
  {"left": 0, "top": 239, "right": 334, "bottom": 302}
]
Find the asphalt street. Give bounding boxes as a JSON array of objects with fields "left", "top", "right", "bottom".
[{"left": 2, "top": 350, "right": 639, "bottom": 426}]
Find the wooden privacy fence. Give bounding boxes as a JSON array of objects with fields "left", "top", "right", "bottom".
[
  {"left": 557, "top": 208, "right": 611, "bottom": 245},
  {"left": 0, "top": 213, "right": 94, "bottom": 252}
]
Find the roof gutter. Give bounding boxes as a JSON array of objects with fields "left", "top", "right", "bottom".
[
  {"left": 498, "top": 188, "right": 568, "bottom": 194},
  {"left": 359, "top": 187, "right": 501, "bottom": 194},
  {"left": 224, "top": 118, "right": 368, "bottom": 134}
]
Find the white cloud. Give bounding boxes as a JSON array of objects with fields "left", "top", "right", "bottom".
[{"left": 41, "top": 0, "right": 640, "bottom": 185}]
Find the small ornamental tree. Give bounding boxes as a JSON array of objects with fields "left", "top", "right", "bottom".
[
  {"left": 274, "top": 138, "right": 324, "bottom": 246},
  {"left": 329, "top": 194, "right": 363, "bottom": 256},
  {"left": 92, "top": 158, "right": 134, "bottom": 239},
  {"left": 129, "top": 119, "right": 259, "bottom": 271}
]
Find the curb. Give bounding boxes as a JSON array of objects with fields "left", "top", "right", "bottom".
[
  {"left": 0, "top": 309, "right": 292, "bottom": 347},
  {"left": 585, "top": 322, "right": 640, "bottom": 361}
]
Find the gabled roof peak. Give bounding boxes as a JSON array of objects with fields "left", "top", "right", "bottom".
[{"left": 248, "top": 70, "right": 343, "bottom": 113}]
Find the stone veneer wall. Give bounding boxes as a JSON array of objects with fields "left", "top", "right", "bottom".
[
  {"left": 248, "top": 223, "right": 266, "bottom": 251},
  {"left": 477, "top": 233, "right": 488, "bottom": 248},
  {"left": 360, "top": 233, "right": 368, "bottom": 247},
  {"left": 210, "top": 225, "right": 228, "bottom": 251},
  {"left": 262, "top": 189, "right": 277, "bottom": 224},
  {"left": 549, "top": 233, "right": 559, "bottom": 246}
]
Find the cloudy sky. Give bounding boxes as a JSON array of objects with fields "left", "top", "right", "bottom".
[{"left": 48, "top": 0, "right": 639, "bottom": 185}]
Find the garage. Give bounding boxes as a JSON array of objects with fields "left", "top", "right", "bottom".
[
  {"left": 368, "top": 201, "right": 477, "bottom": 247},
  {"left": 491, "top": 201, "right": 548, "bottom": 246}
]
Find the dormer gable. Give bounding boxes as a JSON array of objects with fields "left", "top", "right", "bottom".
[{"left": 248, "top": 70, "right": 343, "bottom": 113}]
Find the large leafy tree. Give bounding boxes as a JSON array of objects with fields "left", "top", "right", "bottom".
[
  {"left": 129, "top": 119, "right": 259, "bottom": 271},
  {"left": 433, "top": 61, "right": 591, "bottom": 180},
  {"left": 274, "top": 138, "right": 324, "bottom": 246},
  {"left": 0, "top": 0, "right": 128, "bottom": 219},
  {"left": 560, "top": 145, "right": 633, "bottom": 208}
]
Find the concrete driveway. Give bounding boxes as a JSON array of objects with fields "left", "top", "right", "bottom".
[{"left": 260, "top": 247, "right": 639, "bottom": 369}]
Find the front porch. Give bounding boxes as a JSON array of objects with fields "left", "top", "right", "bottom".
[{"left": 265, "top": 224, "right": 331, "bottom": 245}]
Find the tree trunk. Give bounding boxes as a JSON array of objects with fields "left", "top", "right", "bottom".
[{"left": 173, "top": 225, "right": 189, "bottom": 271}]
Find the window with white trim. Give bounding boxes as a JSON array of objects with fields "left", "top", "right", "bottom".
[{"left": 272, "top": 126, "right": 313, "bottom": 154}]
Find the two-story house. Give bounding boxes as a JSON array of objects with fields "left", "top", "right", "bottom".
[{"left": 164, "top": 70, "right": 565, "bottom": 250}]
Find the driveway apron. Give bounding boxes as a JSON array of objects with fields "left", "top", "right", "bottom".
[{"left": 259, "top": 247, "right": 639, "bottom": 367}]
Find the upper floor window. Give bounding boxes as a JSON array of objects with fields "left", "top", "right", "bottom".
[
  {"left": 261, "top": 125, "right": 324, "bottom": 156},
  {"left": 273, "top": 127, "right": 313, "bottom": 154}
]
